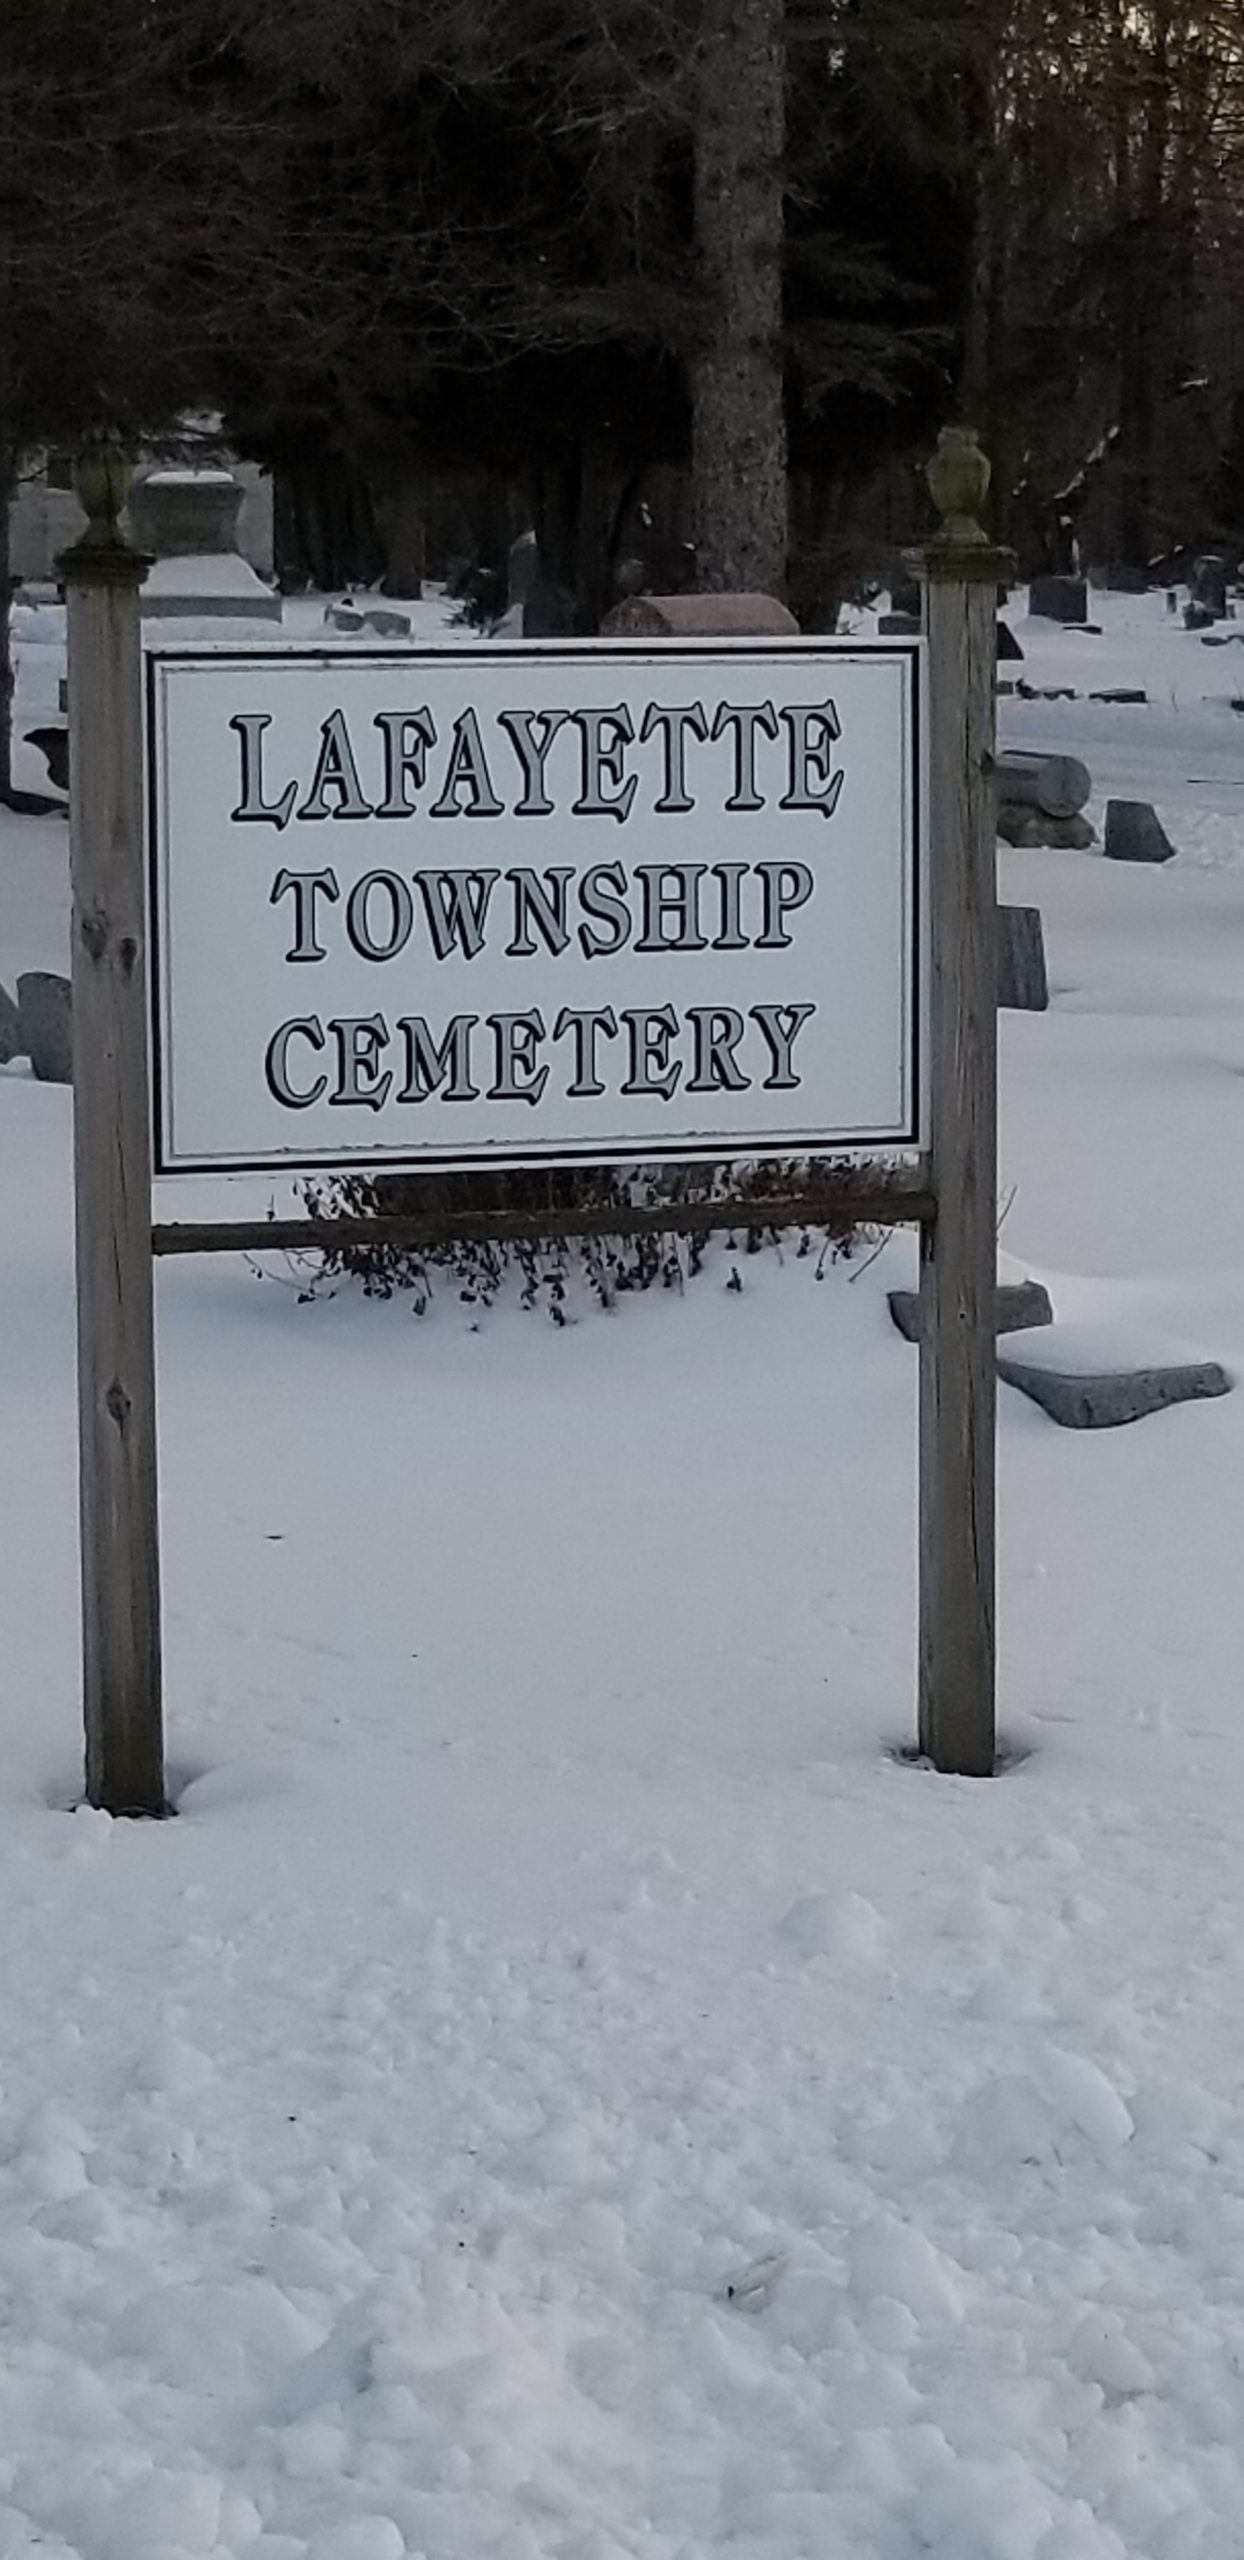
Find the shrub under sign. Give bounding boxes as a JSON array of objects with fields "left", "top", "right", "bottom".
[{"left": 147, "top": 645, "right": 921, "bottom": 1173}]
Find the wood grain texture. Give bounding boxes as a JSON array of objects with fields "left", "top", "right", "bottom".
[
  {"left": 66, "top": 552, "right": 166, "bottom": 1816},
  {"left": 151, "top": 1168, "right": 935, "bottom": 1259},
  {"left": 917, "top": 570, "right": 999, "bottom": 1775}
]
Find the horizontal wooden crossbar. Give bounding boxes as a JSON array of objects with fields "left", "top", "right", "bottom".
[{"left": 150, "top": 1166, "right": 935, "bottom": 1257}]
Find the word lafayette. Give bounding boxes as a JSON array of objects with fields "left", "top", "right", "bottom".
[
  {"left": 237, "top": 692, "right": 846, "bottom": 1115},
  {"left": 232, "top": 695, "right": 846, "bottom": 830}
]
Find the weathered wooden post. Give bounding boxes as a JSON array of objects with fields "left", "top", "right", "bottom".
[
  {"left": 62, "top": 444, "right": 166, "bottom": 1816},
  {"left": 915, "top": 428, "right": 1012, "bottom": 1777}
]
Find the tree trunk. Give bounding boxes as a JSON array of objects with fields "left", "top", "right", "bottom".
[
  {"left": 1115, "top": 0, "right": 1172, "bottom": 567},
  {"left": 375, "top": 468, "right": 425, "bottom": 598},
  {"left": 690, "top": 0, "right": 787, "bottom": 596},
  {"left": 0, "top": 443, "right": 13, "bottom": 802},
  {"left": 273, "top": 454, "right": 383, "bottom": 593},
  {"left": 531, "top": 438, "right": 629, "bottom": 633}
]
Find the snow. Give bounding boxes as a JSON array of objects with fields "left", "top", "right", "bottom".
[{"left": 2, "top": 584, "right": 1244, "bottom": 2557}]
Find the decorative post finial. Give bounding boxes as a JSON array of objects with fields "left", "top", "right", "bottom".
[
  {"left": 925, "top": 425, "right": 992, "bottom": 550},
  {"left": 72, "top": 436, "right": 136, "bottom": 551}
]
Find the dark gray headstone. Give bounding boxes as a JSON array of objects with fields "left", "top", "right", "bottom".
[
  {"left": 1029, "top": 575, "right": 1088, "bottom": 624},
  {"left": 996, "top": 621, "right": 1024, "bottom": 661},
  {"left": 996, "top": 751, "right": 1091, "bottom": 816},
  {"left": 26, "top": 727, "right": 69, "bottom": 792},
  {"left": 128, "top": 470, "right": 243, "bottom": 558},
  {"left": 877, "top": 611, "right": 921, "bottom": 635},
  {"left": 325, "top": 600, "right": 366, "bottom": 631},
  {"left": 1191, "top": 555, "right": 1228, "bottom": 619},
  {"left": 998, "top": 906, "right": 1049, "bottom": 1011},
  {"left": 17, "top": 972, "right": 72, "bottom": 1084},
  {"left": 1103, "top": 800, "right": 1176, "bottom": 863},
  {"left": 0, "top": 981, "right": 21, "bottom": 1066},
  {"left": 889, "top": 1281, "right": 1053, "bottom": 1345},
  {"left": 507, "top": 530, "right": 539, "bottom": 612},
  {"left": 999, "top": 1350, "right": 1231, "bottom": 1429},
  {"left": 997, "top": 809, "right": 1095, "bottom": 850},
  {"left": 525, "top": 573, "right": 578, "bottom": 637},
  {"left": 889, "top": 576, "right": 921, "bottom": 619}
]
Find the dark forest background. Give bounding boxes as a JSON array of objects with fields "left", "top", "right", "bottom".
[{"left": 4, "top": 0, "right": 1244, "bottom": 622}]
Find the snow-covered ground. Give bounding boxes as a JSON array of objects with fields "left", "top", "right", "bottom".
[{"left": 1, "top": 589, "right": 1244, "bottom": 2560}]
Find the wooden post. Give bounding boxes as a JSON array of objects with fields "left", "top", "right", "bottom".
[
  {"left": 915, "top": 429, "right": 1013, "bottom": 1777},
  {"left": 62, "top": 445, "right": 166, "bottom": 1816}
]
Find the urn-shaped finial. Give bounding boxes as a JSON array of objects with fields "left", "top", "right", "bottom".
[
  {"left": 925, "top": 426, "right": 991, "bottom": 548},
  {"left": 72, "top": 437, "right": 135, "bottom": 547}
]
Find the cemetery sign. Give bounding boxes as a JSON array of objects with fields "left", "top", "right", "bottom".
[
  {"left": 147, "top": 643, "right": 921, "bottom": 1173},
  {"left": 64, "top": 424, "right": 1005, "bottom": 1816}
]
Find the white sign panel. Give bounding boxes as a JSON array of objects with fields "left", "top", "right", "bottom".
[{"left": 146, "top": 642, "right": 922, "bottom": 1175}]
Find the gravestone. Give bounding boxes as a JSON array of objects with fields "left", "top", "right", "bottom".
[
  {"left": 889, "top": 575, "right": 922, "bottom": 619},
  {"left": 999, "top": 1339, "right": 1230, "bottom": 1428},
  {"left": 1103, "top": 800, "right": 1176, "bottom": 863},
  {"left": 996, "top": 750, "right": 1091, "bottom": 817},
  {"left": 0, "top": 981, "right": 20, "bottom": 1066},
  {"left": 26, "top": 726, "right": 69, "bottom": 791},
  {"left": 17, "top": 972, "right": 72, "bottom": 1084},
  {"left": 132, "top": 469, "right": 281, "bottom": 623},
  {"left": 508, "top": 530, "right": 539, "bottom": 618},
  {"left": 998, "top": 906, "right": 1049, "bottom": 1010},
  {"left": 601, "top": 592, "right": 799, "bottom": 638},
  {"left": 524, "top": 580, "right": 578, "bottom": 637},
  {"left": 997, "top": 809, "right": 1094, "bottom": 849},
  {"left": 1191, "top": 555, "right": 1228, "bottom": 620},
  {"left": 128, "top": 469, "right": 242, "bottom": 555},
  {"left": 878, "top": 611, "right": 921, "bottom": 636},
  {"left": 889, "top": 1280, "right": 1053, "bottom": 1343},
  {"left": 996, "top": 749, "right": 1094, "bottom": 848},
  {"left": 503, "top": 531, "right": 578, "bottom": 636},
  {"left": 324, "top": 599, "right": 412, "bottom": 638},
  {"left": 1029, "top": 575, "right": 1088, "bottom": 624}
]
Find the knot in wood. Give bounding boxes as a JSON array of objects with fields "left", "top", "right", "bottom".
[
  {"left": 80, "top": 910, "right": 109, "bottom": 961},
  {"left": 104, "top": 1379, "right": 132, "bottom": 1430}
]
